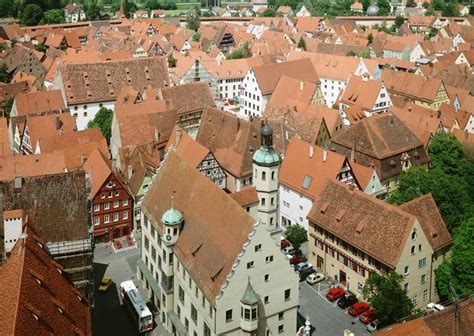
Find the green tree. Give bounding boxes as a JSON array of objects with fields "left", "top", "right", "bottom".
[
  {"left": 262, "top": 8, "right": 277, "bottom": 17},
  {"left": 123, "top": 0, "right": 138, "bottom": 19},
  {"left": 406, "top": 0, "right": 416, "bottom": 7},
  {"left": 393, "top": 15, "right": 404, "bottom": 30},
  {"left": 0, "top": 64, "right": 11, "bottom": 83},
  {"left": 186, "top": 6, "right": 200, "bottom": 32},
  {"left": 377, "top": 0, "right": 390, "bottom": 16},
  {"left": 442, "top": 3, "right": 458, "bottom": 17},
  {"left": 363, "top": 272, "right": 414, "bottom": 324},
  {"left": 21, "top": 4, "right": 43, "bottom": 26},
  {"left": 34, "top": 44, "right": 46, "bottom": 52},
  {"left": 86, "top": 3, "right": 103, "bottom": 21},
  {"left": 428, "top": 132, "right": 471, "bottom": 177},
  {"left": 41, "top": 9, "right": 64, "bottom": 24},
  {"left": 367, "top": 33, "right": 374, "bottom": 44},
  {"left": 167, "top": 54, "right": 177, "bottom": 68},
  {"left": 87, "top": 107, "right": 113, "bottom": 143},
  {"left": 297, "top": 37, "right": 306, "bottom": 50},
  {"left": 226, "top": 42, "right": 252, "bottom": 60},
  {"left": 285, "top": 225, "right": 307, "bottom": 253},
  {"left": 45, "top": 0, "right": 62, "bottom": 9},
  {"left": 435, "top": 217, "right": 474, "bottom": 299},
  {"left": 192, "top": 32, "right": 201, "bottom": 42},
  {"left": 3, "top": 97, "right": 13, "bottom": 118}
]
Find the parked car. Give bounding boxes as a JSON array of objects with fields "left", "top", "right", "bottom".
[
  {"left": 427, "top": 302, "right": 445, "bottom": 312},
  {"left": 359, "top": 309, "right": 376, "bottom": 324},
  {"left": 98, "top": 277, "right": 113, "bottom": 292},
  {"left": 349, "top": 302, "right": 369, "bottom": 316},
  {"left": 280, "top": 239, "right": 291, "bottom": 249},
  {"left": 295, "top": 262, "right": 312, "bottom": 273},
  {"left": 326, "top": 288, "right": 346, "bottom": 301},
  {"left": 299, "top": 267, "right": 316, "bottom": 282},
  {"left": 289, "top": 256, "right": 306, "bottom": 265},
  {"left": 337, "top": 294, "right": 358, "bottom": 309},
  {"left": 306, "top": 272, "right": 325, "bottom": 285},
  {"left": 367, "top": 319, "right": 386, "bottom": 333},
  {"left": 282, "top": 246, "right": 295, "bottom": 255}
]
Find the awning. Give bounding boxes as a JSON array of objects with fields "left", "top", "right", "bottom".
[
  {"left": 167, "top": 309, "right": 188, "bottom": 336},
  {"left": 137, "top": 259, "right": 161, "bottom": 297}
]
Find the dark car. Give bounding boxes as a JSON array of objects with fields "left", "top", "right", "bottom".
[
  {"left": 348, "top": 302, "right": 369, "bottom": 316},
  {"left": 337, "top": 294, "right": 358, "bottom": 309},
  {"left": 326, "top": 288, "right": 346, "bottom": 301},
  {"left": 280, "top": 239, "right": 291, "bottom": 249},
  {"left": 289, "top": 256, "right": 306, "bottom": 265},
  {"left": 299, "top": 267, "right": 316, "bottom": 282}
]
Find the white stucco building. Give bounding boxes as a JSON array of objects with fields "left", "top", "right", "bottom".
[
  {"left": 3, "top": 210, "right": 24, "bottom": 254},
  {"left": 137, "top": 151, "right": 299, "bottom": 336}
]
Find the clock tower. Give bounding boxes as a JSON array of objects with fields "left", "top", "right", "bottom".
[{"left": 161, "top": 197, "right": 183, "bottom": 246}]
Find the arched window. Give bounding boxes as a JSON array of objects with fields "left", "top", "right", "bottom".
[
  {"left": 262, "top": 171, "right": 266, "bottom": 181},
  {"left": 271, "top": 171, "right": 276, "bottom": 180}
]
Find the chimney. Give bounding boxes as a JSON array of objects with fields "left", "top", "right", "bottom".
[
  {"left": 323, "top": 148, "right": 328, "bottom": 162},
  {"left": 55, "top": 115, "right": 60, "bottom": 130},
  {"left": 408, "top": 106, "right": 412, "bottom": 112},
  {"left": 350, "top": 144, "right": 355, "bottom": 162},
  {"left": 80, "top": 153, "right": 87, "bottom": 165},
  {"left": 309, "top": 144, "right": 314, "bottom": 158},
  {"left": 300, "top": 81, "right": 304, "bottom": 91},
  {"left": 437, "top": 110, "right": 442, "bottom": 118},
  {"left": 128, "top": 165, "right": 133, "bottom": 178},
  {"left": 154, "top": 128, "right": 160, "bottom": 142},
  {"left": 176, "top": 127, "right": 182, "bottom": 145},
  {"left": 14, "top": 176, "right": 22, "bottom": 189},
  {"left": 217, "top": 60, "right": 222, "bottom": 66}
]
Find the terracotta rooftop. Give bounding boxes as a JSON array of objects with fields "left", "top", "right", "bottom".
[
  {"left": 141, "top": 152, "right": 255, "bottom": 304},
  {"left": 229, "top": 187, "right": 259, "bottom": 207},
  {"left": 280, "top": 138, "right": 349, "bottom": 200},
  {"left": 59, "top": 56, "right": 169, "bottom": 104},
  {"left": 399, "top": 194, "right": 452, "bottom": 252},
  {"left": 37, "top": 128, "right": 107, "bottom": 154},
  {"left": 161, "top": 82, "right": 215, "bottom": 116},
  {"left": 267, "top": 76, "right": 319, "bottom": 112},
  {"left": 252, "top": 58, "right": 319, "bottom": 95},
  {"left": 340, "top": 75, "right": 386, "bottom": 111},
  {"left": 308, "top": 179, "right": 417, "bottom": 268},
  {"left": 14, "top": 90, "right": 66, "bottom": 116},
  {"left": 0, "top": 229, "right": 91, "bottom": 335},
  {"left": 0, "top": 117, "right": 11, "bottom": 157},
  {"left": 82, "top": 148, "right": 112, "bottom": 197},
  {"left": 0, "top": 152, "right": 67, "bottom": 181}
]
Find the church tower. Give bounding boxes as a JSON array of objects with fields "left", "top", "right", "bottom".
[{"left": 252, "top": 121, "right": 281, "bottom": 234}]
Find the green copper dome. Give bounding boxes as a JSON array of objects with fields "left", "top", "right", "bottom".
[
  {"left": 253, "top": 146, "right": 281, "bottom": 166},
  {"left": 241, "top": 280, "right": 260, "bottom": 305},
  {"left": 161, "top": 208, "right": 183, "bottom": 226}
]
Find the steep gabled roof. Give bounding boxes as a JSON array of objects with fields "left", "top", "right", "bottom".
[
  {"left": 141, "top": 152, "right": 255, "bottom": 304},
  {"left": 0, "top": 229, "right": 91, "bottom": 335},
  {"left": 83, "top": 148, "right": 112, "bottom": 197},
  {"left": 307, "top": 180, "right": 417, "bottom": 268}
]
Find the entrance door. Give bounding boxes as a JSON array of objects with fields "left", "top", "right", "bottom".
[
  {"left": 317, "top": 256, "right": 324, "bottom": 269},
  {"left": 340, "top": 270, "right": 347, "bottom": 286}
]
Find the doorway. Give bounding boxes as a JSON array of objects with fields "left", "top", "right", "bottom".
[{"left": 340, "top": 270, "right": 347, "bottom": 286}]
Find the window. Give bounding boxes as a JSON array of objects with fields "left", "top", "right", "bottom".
[
  {"left": 108, "top": 191, "right": 113, "bottom": 198},
  {"left": 278, "top": 312, "right": 284, "bottom": 320},
  {"left": 284, "top": 289, "right": 291, "bottom": 301},
  {"left": 262, "top": 171, "right": 266, "bottom": 181},
  {"left": 191, "top": 304, "right": 197, "bottom": 323},
  {"left": 204, "top": 323, "right": 211, "bottom": 336},
  {"left": 144, "top": 236, "right": 149, "bottom": 250},
  {"left": 418, "top": 257, "right": 427, "bottom": 269},
  {"left": 271, "top": 197, "right": 275, "bottom": 206},
  {"left": 226, "top": 309, "right": 232, "bottom": 322},
  {"left": 264, "top": 296, "right": 269, "bottom": 304},
  {"left": 113, "top": 213, "right": 119, "bottom": 222},
  {"left": 104, "top": 202, "right": 110, "bottom": 210},
  {"left": 283, "top": 201, "right": 290, "bottom": 207},
  {"left": 411, "top": 246, "right": 415, "bottom": 255},
  {"left": 404, "top": 266, "right": 409, "bottom": 276},
  {"left": 94, "top": 204, "right": 100, "bottom": 212},
  {"left": 348, "top": 260, "right": 353, "bottom": 268},
  {"left": 265, "top": 255, "right": 273, "bottom": 263},
  {"left": 113, "top": 200, "right": 119, "bottom": 208},
  {"left": 123, "top": 211, "right": 128, "bottom": 220},
  {"left": 255, "top": 244, "right": 262, "bottom": 252},
  {"left": 247, "top": 261, "right": 254, "bottom": 269},
  {"left": 357, "top": 282, "right": 363, "bottom": 293},
  {"left": 421, "top": 274, "right": 426, "bottom": 284},
  {"left": 423, "top": 289, "right": 428, "bottom": 301},
  {"left": 185, "top": 318, "right": 189, "bottom": 331},
  {"left": 104, "top": 215, "right": 110, "bottom": 223},
  {"left": 261, "top": 198, "right": 265, "bottom": 206},
  {"left": 411, "top": 230, "right": 417, "bottom": 240},
  {"left": 404, "top": 283, "right": 409, "bottom": 292},
  {"left": 271, "top": 171, "right": 276, "bottom": 180},
  {"left": 419, "top": 244, "right": 422, "bottom": 252},
  {"left": 264, "top": 274, "right": 269, "bottom": 282},
  {"left": 278, "top": 325, "right": 284, "bottom": 334},
  {"left": 357, "top": 265, "right": 364, "bottom": 276},
  {"left": 412, "top": 295, "right": 417, "bottom": 305},
  {"left": 94, "top": 217, "right": 100, "bottom": 225}
]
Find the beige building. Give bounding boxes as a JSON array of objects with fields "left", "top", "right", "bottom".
[
  {"left": 137, "top": 151, "right": 299, "bottom": 336},
  {"left": 307, "top": 180, "right": 451, "bottom": 309}
]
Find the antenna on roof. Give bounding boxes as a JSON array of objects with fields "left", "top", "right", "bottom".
[{"left": 18, "top": 233, "right": 28, "bottom": 256}]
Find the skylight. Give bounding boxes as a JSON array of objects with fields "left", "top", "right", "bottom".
[{"left": 301, "top": 175, "right": 312, "bottom": 190}]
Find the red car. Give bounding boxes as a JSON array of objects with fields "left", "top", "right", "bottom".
[
  {"left": 326, "top": 288, "right": 346, "bottom": 301},
  {"left": 359, "top": 309, "right": 376, "bottom": 324},
  {"left": 280, "top": 239, "right": 291, "bottom": 249},
  {"left": 289, "top": 256, "right": 306, "bottom": 265},
  {"left": 348, "top": 302, "right": 369, "bottom": 316}
]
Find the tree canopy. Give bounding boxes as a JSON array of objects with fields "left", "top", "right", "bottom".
[
  {"left": 87, "top": 107, "right": 113, "bottom": 143},
  {"left": 186, "top": 6, "right": 201, "bottom": 32},
  {"left": 285, "top": 225, "right": 307, "bottom": 253},
  {"left": 226, "top": 42, "right": 252, "bottom": 60},
  {"left": 22, "top": 4, "right": 43, "bottom": 26},
  {"left": 363, "top": 272, "right": 414, "bottom": 324},
  {"left": 41, "top": 9, "right": 64, "bottom": 24}
]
